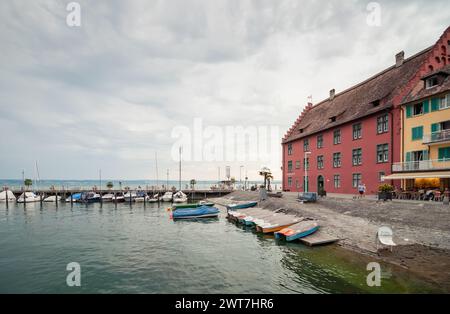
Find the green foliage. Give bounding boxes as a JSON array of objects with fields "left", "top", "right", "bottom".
[
  {"left": 378, "top": 184, "right": 394, "bottom": 193},
  {"left": 24, "top": 179, "right": 32, "bottom": 187},
  {"left": 106, "top": 182, "right": 114, "bottom": 189}
]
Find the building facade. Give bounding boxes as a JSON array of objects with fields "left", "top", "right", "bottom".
[
  {"left": 384, "top": 28, "right": 450, "bottom": 190},
  {"left": 282, "top": 26, "right": 450, "bottom": 195}
]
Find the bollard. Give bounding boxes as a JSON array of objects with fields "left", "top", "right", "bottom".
[{"left": 5, "top": 189, "right": 8, "bottom": 209}]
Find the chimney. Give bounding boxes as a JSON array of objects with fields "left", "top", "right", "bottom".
[
  {"left": 329, "top": 89, "right": 335, "bottom": 101},
  {"left": 395, "top": 51, "right": 405, "bottom": 67}
]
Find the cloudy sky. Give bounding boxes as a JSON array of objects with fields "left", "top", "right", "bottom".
[{"left": 0, "top": 0, "right": 449, "bottom": 181}]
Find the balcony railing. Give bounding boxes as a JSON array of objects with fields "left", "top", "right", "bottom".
[
  {"left": 423, "top": 129, "right": 450, "bottom": 144},
  {"left": 392, "top": 159, "right": 450, "bottom": 172}
]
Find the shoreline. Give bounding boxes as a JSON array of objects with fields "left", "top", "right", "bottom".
[{"left": 209, "top": 191, "right": 450, "bottom": 292}]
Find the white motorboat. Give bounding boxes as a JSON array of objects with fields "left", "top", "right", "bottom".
[
  {"left": 124, "top": 192, "right": 137, "bottom": 202},
  {"left": 17, "top": 192, "right": 41, "bottom": 203},
  {"left": 161, "top": 192, "right": 173, "bottom": 202},
  {"left": 102, "top": 193, "right": 115, "bottom": 202},
  {"left": 173, "top": 191, "right": 188, "bottom": 203},
  {"left": 0, "top": 191, "right": 16, "bottom": 202},
  {"left": 135, "top": 192, "right": 149, "bottom": 202},
  {"left": 43, "top": 195, "right": 62, "bottom": 202},
  {"left": 148, "top": 193, "right": 159, "bottom": 203}
]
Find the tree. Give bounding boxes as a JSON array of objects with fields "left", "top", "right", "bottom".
[
  {"left": 190, "top": 179, "right": 197, "bottom": 189},
  {"left": 106, "top": 182, "right": 114, "bottom": 190},
  {"left": 24, "top": 178, "right": 32, "bottom": 190},
  {"left": 258, "top": 167, "right": 273, "bottom": 190},
  {"left": 230, "top": 177, "right": 236, "bottom": 188}
]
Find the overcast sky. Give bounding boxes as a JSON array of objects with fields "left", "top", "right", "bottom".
[{"left": 0, "top": 0, "right": 449, "bottom": 181}]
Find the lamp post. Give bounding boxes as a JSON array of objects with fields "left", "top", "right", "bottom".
[
  {"left": 239, "top": 166, "right": 244, "bottom": 190},
  {"left": 304, "top": 152, "right": 311, "bottom": 193}
]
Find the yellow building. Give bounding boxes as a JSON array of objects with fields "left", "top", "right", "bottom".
[{"left": 392, "top": 69, "right": 450, "bottom": 190}]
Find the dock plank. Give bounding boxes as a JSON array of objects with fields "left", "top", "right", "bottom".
[{"left": 300, "top": 231, "right": 339, "bottom": 246}]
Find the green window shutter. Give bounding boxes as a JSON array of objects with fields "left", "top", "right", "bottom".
[
  {"left": 412, "top": 126, "right": 423, "bottom": 141},
  {"left": 431, "top": 98, "right": 440, "bottom": 111},
  {"left": 431, "top": 123, "right": 440, "bottom": 133},
  {"left": 439, "top": 148, "right": 445, "bottom": 160},
  {"left": 406, "top": 152, "right": 411, "bottom": 162},
  {"left": 423, "top": 100, "right": 429, "bottom": 113},
  {"left": 406, "top": 105, "right": 412, "bottom": 118}
]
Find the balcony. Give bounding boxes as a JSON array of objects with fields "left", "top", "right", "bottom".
[
  {"left": 392, "top": 159, "right": 450, "bottom": 172},
  {"left": 423, "top": 129, "right": 450, "bottom": 145}
]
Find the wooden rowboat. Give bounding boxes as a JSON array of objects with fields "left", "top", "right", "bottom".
[
  {"left": 274, "top": 221, "right": 319, "bottom": 242},
  {"left": 256, "top": 216, "right": 303, "bottom": 234}
]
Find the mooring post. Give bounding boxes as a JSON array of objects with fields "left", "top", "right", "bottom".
[
  {"left": 40, "top": 192, "right": 43, "bottom": 207},
  {"left": 5, "top": 188, "right": 8, "bottom": 209},
  {"left": 23, "top": 189, "right": 26, "bottom": 208},
  {"left": 55, "top": 192, "right": 58, "bottom": 208},
  {"left": 70, "top": 192, "right": 73, "bottom": 207},
  {"left": 114, "top": 192, "right": 117, "bottom": 209}
]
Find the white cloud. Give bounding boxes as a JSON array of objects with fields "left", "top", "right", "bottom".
[{"left": 0, "top": 0, "right": 449, "bottom": 180}]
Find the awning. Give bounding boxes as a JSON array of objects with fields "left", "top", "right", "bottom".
[{"left": 383, "top": 171, "right": 450, "bottom": 180}]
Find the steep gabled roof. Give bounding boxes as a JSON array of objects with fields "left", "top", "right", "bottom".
[{"left": 282, "top": 46, "right": 432, "bottom": 144}]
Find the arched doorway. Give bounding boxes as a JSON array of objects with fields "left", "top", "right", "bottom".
[{"left": 317, "top": 175, "right": 325, "bottom": 195}]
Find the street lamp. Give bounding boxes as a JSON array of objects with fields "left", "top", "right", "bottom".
[
  {"left": 304, "top": 151, "right": 311, "bottom": 193},
  {"left": 239, "top": 166, "right": 244, "bottom": 190}
]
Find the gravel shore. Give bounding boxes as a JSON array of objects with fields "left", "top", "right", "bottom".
[{"left": 209, "top": 191, "right": 450, "bottom": 291}]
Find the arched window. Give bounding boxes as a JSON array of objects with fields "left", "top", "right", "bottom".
[{"left": 428, "top": 65, "right": 434, "bottom": 72}]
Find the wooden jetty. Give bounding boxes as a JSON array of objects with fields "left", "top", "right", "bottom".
[
  {"left": 8, "top": 189, "right": 232, "bottom": 202},
  {"left": 300, "top": 231, "right": 339, "bottom": 247}
]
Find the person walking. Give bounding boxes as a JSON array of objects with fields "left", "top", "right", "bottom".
[{"left": 358, "top": 183, "right": 366, "bottom": 199}]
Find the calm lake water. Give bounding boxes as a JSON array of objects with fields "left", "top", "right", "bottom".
[{"left": 0, "top": 201, "right": 442, "bottom": 294}]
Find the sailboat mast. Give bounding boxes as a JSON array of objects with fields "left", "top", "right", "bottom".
[
  {"left": 155, "top": 152, "right": 159, "bottom": 189},
  {"left": 179, "top": 146, "right": 182, "bottom": 191}
]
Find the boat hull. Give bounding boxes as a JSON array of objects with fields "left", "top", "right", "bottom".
[{"left": 226, "top": 202, "right": 258, "bottom": 211}]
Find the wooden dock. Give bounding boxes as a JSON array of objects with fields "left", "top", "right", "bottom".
[{"left": 300, "top": 231, "right": 339, "bottom": 247}]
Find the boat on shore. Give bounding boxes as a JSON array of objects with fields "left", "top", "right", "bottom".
[
  {"left": 17, "top": 192, "right": 41, "bottom": 203},
  {"left": 161, "top": 192, "right": 173, "bottom": 202},
  {"left": 226, "top": 201, "right": 258, "bottom": 211},
  {"left": 275, "top": 221, "right": 319, "bottom": 242},
  {"left": 255, "top": 216, "right": 303, "bottom": 234},
  {"left": 173, "top": 191, "right": 188, "bottom": 203},
  {"left": 0, "top": 191, "right": 16, "bottom": 202},
  {"left": 172, "top": 206, "right": 220, "bottom": 220}
]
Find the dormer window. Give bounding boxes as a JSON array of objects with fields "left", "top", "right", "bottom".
[
  {"left": 372, "top": 100, "right": 380, "bottom": 107},
  {"left": 330, "top": 116, "right": 337, "bottom": 123},
  {"left": 426, "top": 76, "right": 439, "bottom": 89},
  {"left": 299, "top": 128, "right": 304, "bottom": 134}
]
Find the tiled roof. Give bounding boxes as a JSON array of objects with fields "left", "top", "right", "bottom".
[
  {"left": 282, "top": 47, "right": 432, "bottom": 144},
  {"left": 402, "top": 65, "right": 450, "bottom": 105}
]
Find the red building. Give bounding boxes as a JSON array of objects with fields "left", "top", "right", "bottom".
[{"left": 282, "top": 27, "right": 450, "bottom": 195}]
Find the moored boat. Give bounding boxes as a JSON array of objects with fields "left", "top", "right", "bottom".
[
  {"left": 102, "top": 193, "right": 115, "bottom": 202},
  {"left": 43, "top": 195, "right": 62, "bottom": 202},
  {"left": 148, "top": 193, "right": 159, "bottom": 203},
  {"left": 275, "top": 221, "right": 319, "bottom": 241},
  {"left": 66, "top": 193, "right": 82, "bottom": 202},
  {"left": 134, "top": 191, "right": 149, "bottom": 202},
  {"left": 161, "top": 192, "right": 173, "bottom": 202},
  {"left": 226, "top": 201, "right": 257, "bottom": 211},
  {"left": 81, "top": 192, "right": 101, "bottom": 203},
  {"left": 124, "top": 192, "right": 137, "bottom": 202},
  {"left": 0, "top": 190, "right": 16, "bottom": 202},
  {"left": 173, "top": 191, "right": 188, "bottom": 203},
  {"left": 17, "top": 192, "right": 40, "bottom": 203},
  {"left": 172, "top": 206, "right": 220, "bottom": 220},
  {"left": 172, "top": 202, "right": 215, "bottom": 210}
]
